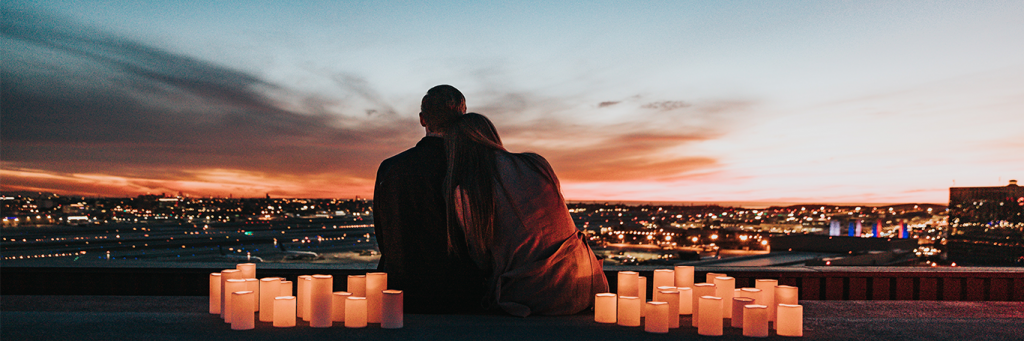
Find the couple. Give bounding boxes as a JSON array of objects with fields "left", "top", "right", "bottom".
[{"left": 373, "top": 85, "right": 608, "bottom": 317}]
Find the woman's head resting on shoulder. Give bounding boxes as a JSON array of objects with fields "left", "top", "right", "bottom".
[{"left": 447, "top": 113, "right": 504, "bottom": 151}]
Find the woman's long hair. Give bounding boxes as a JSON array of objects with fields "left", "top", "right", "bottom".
[{"left": 443, "top": 113, "right": 506, "bottom": 255}]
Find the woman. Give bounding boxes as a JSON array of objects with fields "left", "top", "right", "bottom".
[{"left": 443, "top": 113, "right": 609, "bottom": 317}]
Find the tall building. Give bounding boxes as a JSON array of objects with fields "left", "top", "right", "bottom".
[{"left": 946, "top": 180, "right": 1024, "bottom": 265}]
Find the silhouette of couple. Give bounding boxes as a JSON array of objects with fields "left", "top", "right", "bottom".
[{"left": 373, "top": 85, "right": 609, "bottom": 316}]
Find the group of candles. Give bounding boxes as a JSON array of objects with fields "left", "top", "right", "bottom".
[
  {"left": 594, "top": 266, "right": 803, "bottom": 337},
  {"left": 208, "top": 263, "right": 403, "bottom": 330}
]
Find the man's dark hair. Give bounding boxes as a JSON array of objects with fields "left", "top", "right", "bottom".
[{"left": 420, "top": 85, "right": 466, "bottom": 132}]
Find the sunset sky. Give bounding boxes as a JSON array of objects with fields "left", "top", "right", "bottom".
[{"left": 3, "top": 1, "right": 1022, "bottom": 204}]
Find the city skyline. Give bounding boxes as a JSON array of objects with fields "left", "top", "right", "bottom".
[{"left": 2, "top": 1, "right": 1023, "bottom": 204}]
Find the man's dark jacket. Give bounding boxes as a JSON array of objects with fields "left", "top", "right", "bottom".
[{"left": 373, "top": 136, "right": 484, "bottom": 313}]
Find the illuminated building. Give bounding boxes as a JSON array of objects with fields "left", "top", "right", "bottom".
[{"left": 946, "top": 180, "right": 1024, "bottom": 265}]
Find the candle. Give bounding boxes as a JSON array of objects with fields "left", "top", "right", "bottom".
[
  {"left": 653, "top": 269, "right": 674, "bottom": 289},
  {"left": 298, "top": 275, "right": 312, "bottom": 321},
  {"left": 209, "top": 273, "right": 221, "bottom": 314},
  {"left": 697, "top": 296, "right": 723, "bottom": 336},
  {"left": 691, "top": 283, "right": 716, "bottom": 327},
  {"left": 259, "top": 277, "right": 280, "bottom": 322},
  {"left": 332, "top": 292, "right": 352, "bottom": 322},
  {"left": 774, "top": 285, "right": 799, "bottom": 329},
  {"left": 594, "top": 293, "right": 617, "bottom": 323},
  {"left": 366, "top": 272, "right": 388, "bottom": 323},
  {"left": 639, "top": 276, "right": 647, "bottom": 317},
  {"left": 310, "top": 274, "right": 333, "bottom": 328},
  {"left": 616, "top": 296, "right": 640, "bottom": 327},
  {"left": 705, "top": 272, "right": 726, "bottom": 284},
  {"left": 273, "top": 296, "right": 296, "bottom": 328},
  {"left": 674, "top": 265, "right": 694, "bottom": 288},
  {"left": 658, "top": 289, "right": 680, "bottom": 328},
  {"left": 345, "top": 297, "right": 368, "bottom": 328},
  {"left": 654, "top": 286, "right": 674, "bottom": 303},
  {"left": 678, "top": 287, "right": 693, "bottom": 315},
  {"left": 740, "top": 287, "right": 763, "bottom": 305},
  {"left": 617, "top": 271, "right": 639, "bottom": 297},
  {"left": 755, "top": 279, "right": 778, "bottom": 323},
  {"left": 347, "top": 275, "right": 366, "bottom": 297},
  {"left": 714, "top": 276, "right": 735, "bottom": 318},
  {"left": 743, "top": 304, "right": 769, "bottom": 337},
  {"left": 236, "top": 263, "right": 256, "bottom": 279},
  {"left": 245, "top": 278, "right": 259, "bottom": 312},
  {"left": 776, "top": 304, "right": 803, "bottom": 337},
  {"left": 230, "top": 291, "right": 255, "bottom": 330},
  {"left": 731, "top": 297, "right": 754, "bottom": 328},
  {"left": 279, "top": 280, "right": 292, "bottom": 296},
  {"left": 219, "top": 269, "right": 242, "bottom": 319},
  {"left": 381, "top": 290, "right": 404, "bottom": 329},
  {"left": 223, "top": 278, "right": 247, "bottom": 323},
  {"left": 644, "top": 301, "right": 669, "bottom": 334}
]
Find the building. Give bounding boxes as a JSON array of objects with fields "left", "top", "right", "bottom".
[{"left": 946, "top": 180, "right": 1024, "bottom": 265}]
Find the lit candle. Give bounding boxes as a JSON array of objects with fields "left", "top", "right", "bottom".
[
  {"left": 209, "top": 273, "right": 221, "bottom": 314},
  {"left": 366, "top": 272, "right": 387, "bottom": 323},
  {"left": 644, "top": 301, "right": 669, "bottom": 334},
  {"left": 740, "top": 287, "right": 763, "bottom": 305},
  {"left": 230, "top": 291, "right": 255, "bottom": 330},
  {"left": 714, "top": 276, "right": 735, "bottom": 318},
  {"left": 310, "top": 274, "right": 333, "bottom": 328},
  {"left": 731, "top": 297, "right": 754, "bottom": 328},
  {"left": 617, "top": 271, "right": 639, "bottom": 297},
  {"left": 616, "top": 296, "right": 640, "bottom": 327},
  {"left": 639, "top": 276, "right": 647, "bottom": 317},
  {"left": 245, "top": 278, "right": 259, "bottom": 312},
  {"left": 345, "top": 297, "right": 368, "bottom": 328},
  {"left": 332, "top": 292, "right": 352, "bottom": 322},
  {"left": 259, "top": 277, "right": 280, "bottom": 322},
  {"left": 279, "top": 280, "right": 292, "bottom": 296},
  {"left": 697, "top": 296, "right": 723, "bottom": 336},
  {"left": 348, "top": 275, "right": 366, "bottom": 297},
  {"left": 236, "top": 263, "right": 256, "bottom": 279},
  {"left": 691, "top": 283, "right": 716, "bottom": 327},
  {"left": 653, "top": 269, "right": 674, "bottom": 289},
  {"left": 755, "top": 279, "right": 777, "bottom": 323},
  {"left": 743, "top": 304, "right": 769, "bottom": 337},
  {"left": 774, "top": 285, "right": 799, "bottom": 330},
  {"left": 705, "top": 272, "right": 726, "bottom": 284},
  {"left": 678, "top": 287, "right": 693, "bottom": 315},
  {"left": 776, "top": 304, "right": 803, "bottom": 337},
  {"left": 674, "top": 265, "right": 694, "bottom": 288},
  {"left": 654, "top": 285, "right": 674, "bottom": 303},
  {"left": 219, "top": 269, "right": 242, "bottom": 319},
  {"left": 273, "top": 296, "right": 296, "bottom": 328},
  {"left": 223, "top": 278, "right": 247, "bottom": 323},
  {"left": 594, "top": 293, "right": 617, "bottom": 323},
  {"left": 381, "top": 290, "right": 404, "bottom": 329},
  {"left": 658, "top": 289, "right": 680, "bottom": 328},
  {"left": 298, "top": 275, "right": 312, "bottom": 321}
]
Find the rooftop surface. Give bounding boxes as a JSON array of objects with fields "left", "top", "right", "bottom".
[{"left": 2, "top": 296, "right": 1021, "bottom": 341}]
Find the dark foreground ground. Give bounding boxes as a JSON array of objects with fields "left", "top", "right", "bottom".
[{"left": 2, "top": 296, "right": 1022, "bottom": 341}]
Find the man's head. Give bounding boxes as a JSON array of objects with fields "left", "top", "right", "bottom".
[{"left": 420, "top": 85, "right": 466, "bottom": 134}]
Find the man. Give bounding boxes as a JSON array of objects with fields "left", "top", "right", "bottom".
[{"left": 372, "top": 85, "right": 484, "bottom": 313}]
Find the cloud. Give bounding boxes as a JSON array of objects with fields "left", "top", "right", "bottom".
[
  {"left": 598, "top": 101, "right": 620, "bottom": 107},
  {"left": 641, "top": 101, "right": 691, "bottom": 111}
]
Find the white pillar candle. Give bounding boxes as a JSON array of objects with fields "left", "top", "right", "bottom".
[
  {"left": 774, "top": 285, "right": 799, "bottom": 330},
  {"left": 674, "top": 265, "right": 694, "bottom": 288},
  {"left": 654, "top": 286, "right": 675, "bottom": 302},
  {"left": 236, "top": 263, "right": 256, "bottom": 279},
  {"left": 230, "top": 291, "right": 255, "bottom": 330},
  {"left": 740, "top": 287, "right": 763, "bottom": 305},
  {"left": 209, "top": 273, "right": 222, "bottom": 314},
  {"left": 366, "top": 272, "right": 387, "bottom": 323},
  {"left": 714, "top": 276, "right": 735, "bottom": 318},
  {"left": 617, "top": 271, "right": 638, "bottom": 297},
  {"left": 639, "top": 276, "right": 647, "bottom": 317},
  {"left": 644, "top": 301, "right": 669, "bottom": 334},
  {"left": 381, "top": 290, "right": 404, "bottom": 329},
  {"left": 345, "top": 297, "right": 368, "bottom": 328},
  {"left": 755, "top": 279, "right": 778, "bottom": 323},
  {"left": 310, "top": 274, "right": 333, "bottom": 328},
  {"left": 616, "top": 296, "right": 641, "bottom": 327},
  {"left": 653, "top": 269, "right": 674, "bottom": 289},
  {"left": 698, "top": 296, "right": 723, "bottom": 336},
  {"left": 259, "top": 278, "right": 281, "bottom": 322},
  {"left": 245, "top": 278, "right": 260, "bottom": 312},
  {"left": 332, "top": 292, "right": 352, "bottom": 322},
  {"left": 705, "top": 272, "right": 726, "bottom": 284},
  {"left": 594, "top": 293, "right": 617, "bottom": 323},
  {"left": 691, "top": 283, "right": 716, "bottom": 327},
  {"left": 223, "top": 278, "right": 247, "bottom": 323},
  {"left": 658, "top": 289, "right": 680, "bottom": 328},
  {"left": 743, "top": 304, "right": 769, "bottom": 338},
  {"left": 279, "top": 280, "right": 292, "bottom": 296},
  {"left": 347, "top": 275, "right": 366, "bottom": 297},
  {"left": 731, "top": 297, "right": 754, "bottom": 328},
  {"left": 273, "top": 296, "right": 296, "bottom": 328},
  {"left": 776, "top": 304, "right": 803, "bottom": 337},
  {"left": 219, "top": 269, "right": 242, "bottom": 319},
  {"left": 678, "top": 287, "right": 693, "bottom": 315},
  {"left": 298, "top": 275, "right": 312, "bottom": 320}
]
